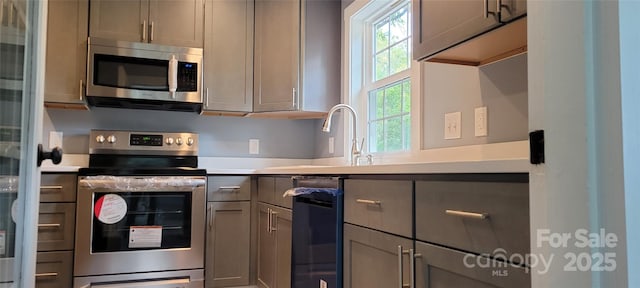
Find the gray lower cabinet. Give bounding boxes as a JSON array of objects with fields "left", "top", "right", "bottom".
[
  {"left": 35, "top": 251, "right": 73, "bottom": 288},
  {"left": 205, "top": 201, "right": 251, "bottom": 287},
  {"left": 415, "top": 241, "right": 530, "bottom": 288},
  {"left": 343, "top": 223, "right": 412, "bottom": 288},
  {"left": 202, "top": 0, "right": 253, "bottom": 112},
  {"left": 44, "top": 0, "right": 88, "bottom": 105},
  {"left": 343, "top": 179, "right": 413, "bottom": 238},
  {"left": 415, "top": 180, "right": 530, "bottom": 258},
  {"left": 37, "top": 173, "right": 76, "bottom": 288},
  {"left": 257, "top": 203, "right": 291, "bottom": 288},
  {"left": 257, "top": 176, "right": 292, "bottom": 209}
]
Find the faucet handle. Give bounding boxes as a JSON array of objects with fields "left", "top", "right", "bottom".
[{"left": 358, "top": 138, "right": 365, "bottom": 152}]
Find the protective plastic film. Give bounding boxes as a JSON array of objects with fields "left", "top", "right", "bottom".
[{"left": 80, "top": 176, "right": 205, "bottom": 191}]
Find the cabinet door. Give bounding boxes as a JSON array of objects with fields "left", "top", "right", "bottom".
[
  {"left": 499, "top": 0, "right": 526, "bottom": 22},
  {"left": 203, "top": 0, "right": 253, "bottom": 112},
  {"left": 343, "top": 223, "right": 412, "bottom": 288},
  {"left": 253, "top": 0, "right": 300, "bottom": 112},
  {"left": 35, "top": 251, "right": 73, "bottom": 288},
  {"left": 257, "top": 203, "right": 276, "bottom": 288},
  {"left": 148, "top": 0, "right": 204, "bottom": 47},
  {"left": 413, "top": 0, "right": 501, "bottom": 61},
  {"left": 415, "top": 241, "right": 530, "bottom": 288},
  {"left": 89, "top": 0, "right": 148, "bottom": 42},
  {"left": 44, "top": 0, "right": 88, "bottom": 104},
  {"left": 273, "top": 206, "right": 292, "bottom": 288},
  {"left": 206, "top": 202, "right": 250, "bottom": 287}
]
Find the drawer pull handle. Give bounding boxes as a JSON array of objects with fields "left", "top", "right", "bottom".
[
  {"left": 356, "top": 199, "right": 381, "bottom": 205},
  {"left": 35, "top": 272, "right": 58, "bottom": 278},
  {"left": 219, "top": 186, "right": 241, "bottom": 191},
  {"left": 37, "top": 223, "right": 61, "bottom": 229},
  {"left": 40, "top": 185, "right": 63, "bottom": 191},
  {"left": 445, "top": 209, "right": 489, "bottom": 220}
]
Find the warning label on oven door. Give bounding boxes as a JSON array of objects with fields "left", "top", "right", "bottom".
[
  {"left": 129, "top": 226, "right": 162, "bottom": 248},
  {"left": 95, "top": 194, "right": 127, "bottom": 224}
]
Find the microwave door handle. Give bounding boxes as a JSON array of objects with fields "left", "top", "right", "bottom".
[{"left": 168, "top": 55, "right": 177, "bottom": 99}]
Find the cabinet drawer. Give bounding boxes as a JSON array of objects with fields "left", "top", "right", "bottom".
[
  {"left": 415, "top": 241, "right": 530, "bottom": 288},
  {"left": 36, "top": 251, "right": 73, "bottom": 288},
  {"left": 207, "top": 176, "right": 251, "bottom": 201},
  {"left": 415, "top": 180, "right": 529, "bottom": 257},
  {"left": 344, "top": 179, "right": 412, "bottom": 238},
  {"left": 37, "top": 203, "right": 75, "bottom": 251},
  {"left": 273, "top": 177, "right": 293, "bottom": 209},
  {"left": 257, "top": 176, "right": 293, "bottom": 209},
  {"left": 40, "top": 174, "right": 76, "bottom": 202}
]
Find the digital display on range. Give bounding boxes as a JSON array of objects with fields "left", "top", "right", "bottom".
[{"left": 130, "top": 134, "right": 163, "bottom": 146}]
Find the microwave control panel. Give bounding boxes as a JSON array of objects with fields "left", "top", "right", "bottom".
[{"left": 177, "top": 62, "right": 198, "bottom": 92}]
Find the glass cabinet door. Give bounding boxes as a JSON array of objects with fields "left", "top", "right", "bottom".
[{"left": 1, "top": 0, "right": 48, "bottom": 286}]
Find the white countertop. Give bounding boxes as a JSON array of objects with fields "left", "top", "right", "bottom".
[
  {"left": 41, "top": 159, "right": 529, "bottom": 174},
  {"left": 253, "top": 159, "right": 529, "bottom": 175}
]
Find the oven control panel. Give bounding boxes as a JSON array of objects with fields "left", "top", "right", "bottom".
[
  {"left": 130, "top": 134, "right": 163, "bottom": 146},
  {"left": 89, "top": 130, "right": 198, "bottom": 155}
]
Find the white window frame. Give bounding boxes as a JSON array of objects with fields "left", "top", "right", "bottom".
[{"left": 343, "top": 0, "right": 422, "bottom": 163}]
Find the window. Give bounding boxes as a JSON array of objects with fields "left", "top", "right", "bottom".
[{"left": 363, "top": 2, "right": 412, "bottom": 153}]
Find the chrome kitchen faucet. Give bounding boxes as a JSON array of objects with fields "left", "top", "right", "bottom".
[{"left": 322, "top": 104, "right": 371, "bottom": 166}]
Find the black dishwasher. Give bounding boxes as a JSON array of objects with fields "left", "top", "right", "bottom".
[{"left": 290, "top": 176, "right": 343, "bottom": 288}]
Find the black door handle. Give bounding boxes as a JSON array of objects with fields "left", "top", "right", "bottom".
[{"left": 37, "top": 144, "right": 63, "bottom": 167}]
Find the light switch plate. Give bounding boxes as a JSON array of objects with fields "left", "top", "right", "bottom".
[
  {"left": 249, "top": 139, "right": 260, "bottom": 154},
  {"left": 444, "top": 112, "right": 461, "bottom": 140},
  {"left": 475, "top": 106, "right": 488, "bottom": 137},
  {"left": 49, "top": 131, "right": 63, "bottom": 149}
]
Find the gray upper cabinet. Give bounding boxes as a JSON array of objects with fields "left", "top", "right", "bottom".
[
  {"left": 413, "top": 0, "right": 526, "bottom": 63},
  {"left": 343, "top": 223, "right": 413, "bottom": 288},
  {"left": 44, "top": 0, "right": 88, "bottom": 105},
  {"left": 89, "top": 0, "right": 204, "bottom": 47},
  {"left": 202, "top": 0, "right": 253, "bottom": 112},
  {"left": 253, "top": 0, "right": 340, "bottom": 113},
  {"left": 206, "top": 202, "right": 251, "bottom": 287},
  {"left": 499, "top": 0, "right": 527, "bottom": 22},
  {"left": 413, "top": 0, "right": 501, "bottom": 61}
]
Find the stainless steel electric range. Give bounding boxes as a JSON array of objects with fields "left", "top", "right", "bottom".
[{"left": 74, "top": 130, "right": 206, "bottom": 288}]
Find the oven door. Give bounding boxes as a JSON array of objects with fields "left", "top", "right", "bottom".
[{"left": 74, "top": 176, "right": 206, "bottom": 276}]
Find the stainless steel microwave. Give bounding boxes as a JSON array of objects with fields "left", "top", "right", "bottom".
[{"left": 86, "top": 38, "right": 203, "bottom": 112}]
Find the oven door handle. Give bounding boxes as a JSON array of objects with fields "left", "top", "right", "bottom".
[{"left": 89, "top": 277, "right": 190, "bottom": 288}]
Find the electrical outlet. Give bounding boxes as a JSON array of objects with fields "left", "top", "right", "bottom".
[
  {"left": 49, "top": 131, "right": 63, "bottom": 149},
  {"left": 475, "top": 107, "right": 488, "bottom": 137},
  {"left": 328, "top": 137, "right": 334, "bottom": 154},
  {"left": 249, "top": 139, "right": 260, "bottom": 154},
  {"left": 320, "top": 279, "right": 328, "bottom": 288},
  {"left": 444, "top": 112, "right": 461, "bottom": 140}
]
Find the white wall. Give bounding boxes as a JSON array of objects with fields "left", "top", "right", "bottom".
[
  {"left": 422, "top": 54, "right": 528, "bottom": 149},
  {"left": 529, "top": 0, "right": 633, "bottom": 287}
]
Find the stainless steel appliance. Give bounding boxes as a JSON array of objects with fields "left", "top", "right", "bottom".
[
  {"left": 86, "top": 38, "right": 203, "bottom": 112},
  {"left": 74, "top": 130, "right": 206, "bottom": 287},
  {"left": 290, "top": 176, "right": 343, "bottom": 288}
]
